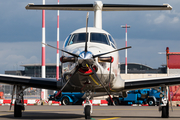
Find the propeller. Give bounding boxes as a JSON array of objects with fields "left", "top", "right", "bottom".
[
  {"left": 55, "top": 65, "right": 81, "bottom": 98},
  {"left": 89, "top": 65, "right": 115, "bottom": 105},
  {"left": 42, "top": 43, "right": 79, "bottom": 57},
  {"left": 85, "top": 12, "right": 89, "bottom": 52},
  {"left": 93, "top": 46, "right": 131, "bottom": 58}
]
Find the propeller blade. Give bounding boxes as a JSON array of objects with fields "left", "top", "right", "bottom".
[
  {"left": 85, "top": 12, "right": 89, "bottom": 52},
  {"left": 42, "top": 43, "right": 79, "bottom": 57},
  {"left": 55, "top": 66, "right": 80, "bottom": 98},
  {"left": 89, "top": 65, "right": 115, "bottom": 106},
  {"left": 93, "top": 46, "right": 132, "bottom": 58},
  {"left": 10, "top": 85, "right": 15, "bottom": 110}
]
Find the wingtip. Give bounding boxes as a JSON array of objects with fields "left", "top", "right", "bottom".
[
  {"left": 25, "top": 3, "right": 34, "bottom": 9},
  {"left": 163, "top": 3, "right": 172, "bottom": 10}
]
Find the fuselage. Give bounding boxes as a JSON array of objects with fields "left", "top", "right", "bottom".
[{"left": 61, "top": 27, "right": 124, "bottom": 92}]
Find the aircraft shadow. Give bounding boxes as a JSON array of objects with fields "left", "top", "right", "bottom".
[{"left": 0, "top": 112, "right": 84, "bottom": 119}]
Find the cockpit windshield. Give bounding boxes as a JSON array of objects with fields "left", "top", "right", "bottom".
[
  {"left": 90, "top": 33, "right": 109, "bottom": 45},
  {"left": 68, "top": 33, "right": 87, "bottom": 45},
  {"left": 66, "top": 32, "right": 110, "bottom": 46}
]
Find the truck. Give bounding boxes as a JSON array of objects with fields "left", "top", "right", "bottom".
[
  {"left": 108, "top": 88, "right": 161, "bottom": 106},
  {"left": 49, "top": 92, "right": 85, "bottom": 105}
]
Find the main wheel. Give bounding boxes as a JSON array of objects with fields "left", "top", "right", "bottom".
[
  {"left": 161, "top": 102, "right": 169, "bottom": 118},
  {"left": 147, "top": 98, "right": 155, "bottom": 106},
  {"left": 61, "top": 97, "right": 70, "bottom": 105},
  {"left": 85, "top": 105, "right": 91, "bottom": 119},
  {"left": 14, "top": 101, "right": 22, "bottom": 117},
  {"left": 113, "top": 98, "right": 119, "bottom": 105}
]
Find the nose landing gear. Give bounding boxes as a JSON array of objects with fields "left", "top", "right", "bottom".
[{"left": 83, "top": 91, "right": 92, "bottom": 119}]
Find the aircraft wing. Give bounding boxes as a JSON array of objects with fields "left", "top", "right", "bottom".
[
  {"left": 124, "top": 75, "right": 180, "bottom": 91},
  {"left": 0, "top": 74, "right": 62, "bottom": 90},
  {"left": 25, "top": 3, "right": 172, "bottom": 11}
]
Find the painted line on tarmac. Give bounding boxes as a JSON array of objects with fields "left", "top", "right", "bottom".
[{"left": 99, "top": 117, "right": 120, "bottom": 120}]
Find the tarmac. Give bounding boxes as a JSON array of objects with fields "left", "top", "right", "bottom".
[{"left": 1, "top": 105, "right": 180, "bottom": 120}]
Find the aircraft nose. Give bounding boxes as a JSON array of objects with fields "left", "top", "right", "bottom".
[{"left": 78, "top": 51, "right": 94, "bottom": 67}]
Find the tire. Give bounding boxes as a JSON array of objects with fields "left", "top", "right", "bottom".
[
  {"left": 162, "top": 101, "right": 169, "bottom": 118},
  {"left": 113, "top": 98, "right": 119, "bottom": 105},
  {"left": 61, "top": 97, "right": 70, "bottom": 105},
  {"left": 14, "top": 101, "right": 22, "bottom": 117},
  {"left": 85, "top": 105, "right": 91, "bottom": 119},
  {"left": 147, "top": 98, "right": 155, "bottom": 106}
]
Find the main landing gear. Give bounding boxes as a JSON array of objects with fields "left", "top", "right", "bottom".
[
  {"left": 83, "top": 91, "right": 92, "bottom": 119},
  {"left": 158, "top": 85, "right": 169, "bottom": 118},
  {"left": 13, "top": 85, "right": 25, "bottom": 117}
]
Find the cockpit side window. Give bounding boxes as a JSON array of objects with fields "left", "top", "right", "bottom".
[
  {"left": 108, "top": 35, "right": 117, "bottom": 49},
  {"left": 90, "top": 33, "right": 109, "bottom": 45},
  {"left": 68, "top": 33, "right": 88, "bottom": 45},
  {"left": 64, "top": 34, "right": 71, "bottom": 47}
]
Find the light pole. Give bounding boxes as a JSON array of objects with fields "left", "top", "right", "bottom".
[{"left": 121, "top": 24, "right": 130, "bottom": 74}]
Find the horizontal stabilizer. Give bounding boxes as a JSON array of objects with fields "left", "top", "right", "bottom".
[
  {"left": 26, "top": 4, "right": 94, "bottom": 11},
  {"left": 26, "top": 3, "right": 172, "bottom": 11},
  {"left": 102, "top": 4, "right": 172, "bottom": 11}
]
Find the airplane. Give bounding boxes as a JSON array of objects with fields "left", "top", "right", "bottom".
[{"left": 0, "top": 1, "right": 179, "bottom": 119}]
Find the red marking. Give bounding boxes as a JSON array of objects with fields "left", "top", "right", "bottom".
[
  {"left": 42, "top": 10, "right": 45, "bottom": 28},
  {"left": 52, "top": 101, "right": 60, "bottom": 104},
  {"left": 78, "top": 66, "right": 97, "bottom": 74},
  {"left": 107, "top": 68, "right": 110, "bottom": 71},
  {"left": 56, "top": 66, "right": 59, "bottom": 80},
  {"left": 108, "top": 95, "right": 114, "bottom": 104},
  {"left": 57, "top": 15, "right": 59, "bottom": 28},
  {"left": 24, "top": 100, "right": 28, "bottom": 104},
  {"left": 57, "top": 41, "right": 59, "bottom": 54},
  {"left": 60, "top": 56, "right": 63, "bottom": 63},
  {"left": 42, "top": 47, "right": 45, "bottom": 66},
  {"left": 166, "top": 47, "right": 169, "bottom": 54},
  {"left": 168, "top": 55, "right": 180, "bottom": 69},
  {"left": 27, "top": 104, "right": 34, "bottom": 106},
  {"left": 55, "top": 91, "right": 61, "bottom": 98},
  {"left": 111, "top": 56, "right": 114, "bottom": 63},
  {"left": 3, "top": 100, "right": 11, "bottom": 104},
  {"left": 101, "top": 100, "right": 108, "bottom": 104},
  {"left": 125, "top": 57, "right": 127, "bottom": 65}
]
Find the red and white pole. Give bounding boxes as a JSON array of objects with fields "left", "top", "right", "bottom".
[
  {"left": 121, "top": 24, "right": 130, "bottom": 74},
  {"left": 42, "top": 0, "right": 47, "bottom": 100},
  {"left": 42, "top": 0, "right": 46, "bottom": 78},
  {"left": 56, "top": 0, "right": 60, "bottom": 81},
  {"left": 125, "top": 24, "right": 127, "bottom": 74}
]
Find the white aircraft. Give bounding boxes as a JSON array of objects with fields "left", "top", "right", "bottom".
[{"left": 0, "top": 1, "right": 178, "bottom": 119}]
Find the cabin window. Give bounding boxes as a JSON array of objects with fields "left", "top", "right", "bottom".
[
  {"left": 90, "top": 33, "right": 109, "bottom": 45},
  {"left": 68, "top": 33, "right": 88, "bottom": 45}
]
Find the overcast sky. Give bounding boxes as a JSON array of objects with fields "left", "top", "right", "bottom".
[{"left": 0, "top": 0, "right": 180, "bottom": 74}]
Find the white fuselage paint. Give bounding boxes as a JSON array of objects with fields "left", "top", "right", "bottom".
[{"left": 62, "top": 27, "right": 124, "bottom": 91}]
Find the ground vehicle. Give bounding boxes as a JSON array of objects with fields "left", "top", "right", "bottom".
[
  {"left": 108, "top": 88, "right": 160, "bottom": 106},
  {"left": 49, "top": 92, "right": 85, "bottom": 105}
]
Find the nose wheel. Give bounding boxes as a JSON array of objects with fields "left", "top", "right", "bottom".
[
  {"left": 85, "top": 105, "right": 91, "bottom": 119},
  {"left": 83, "top": 91, "right": 92, "bottom": 119}
]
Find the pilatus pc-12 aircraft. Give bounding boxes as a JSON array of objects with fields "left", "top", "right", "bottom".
[{"left": 0, "top": 1, "right": 179, "bottom": 119}]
